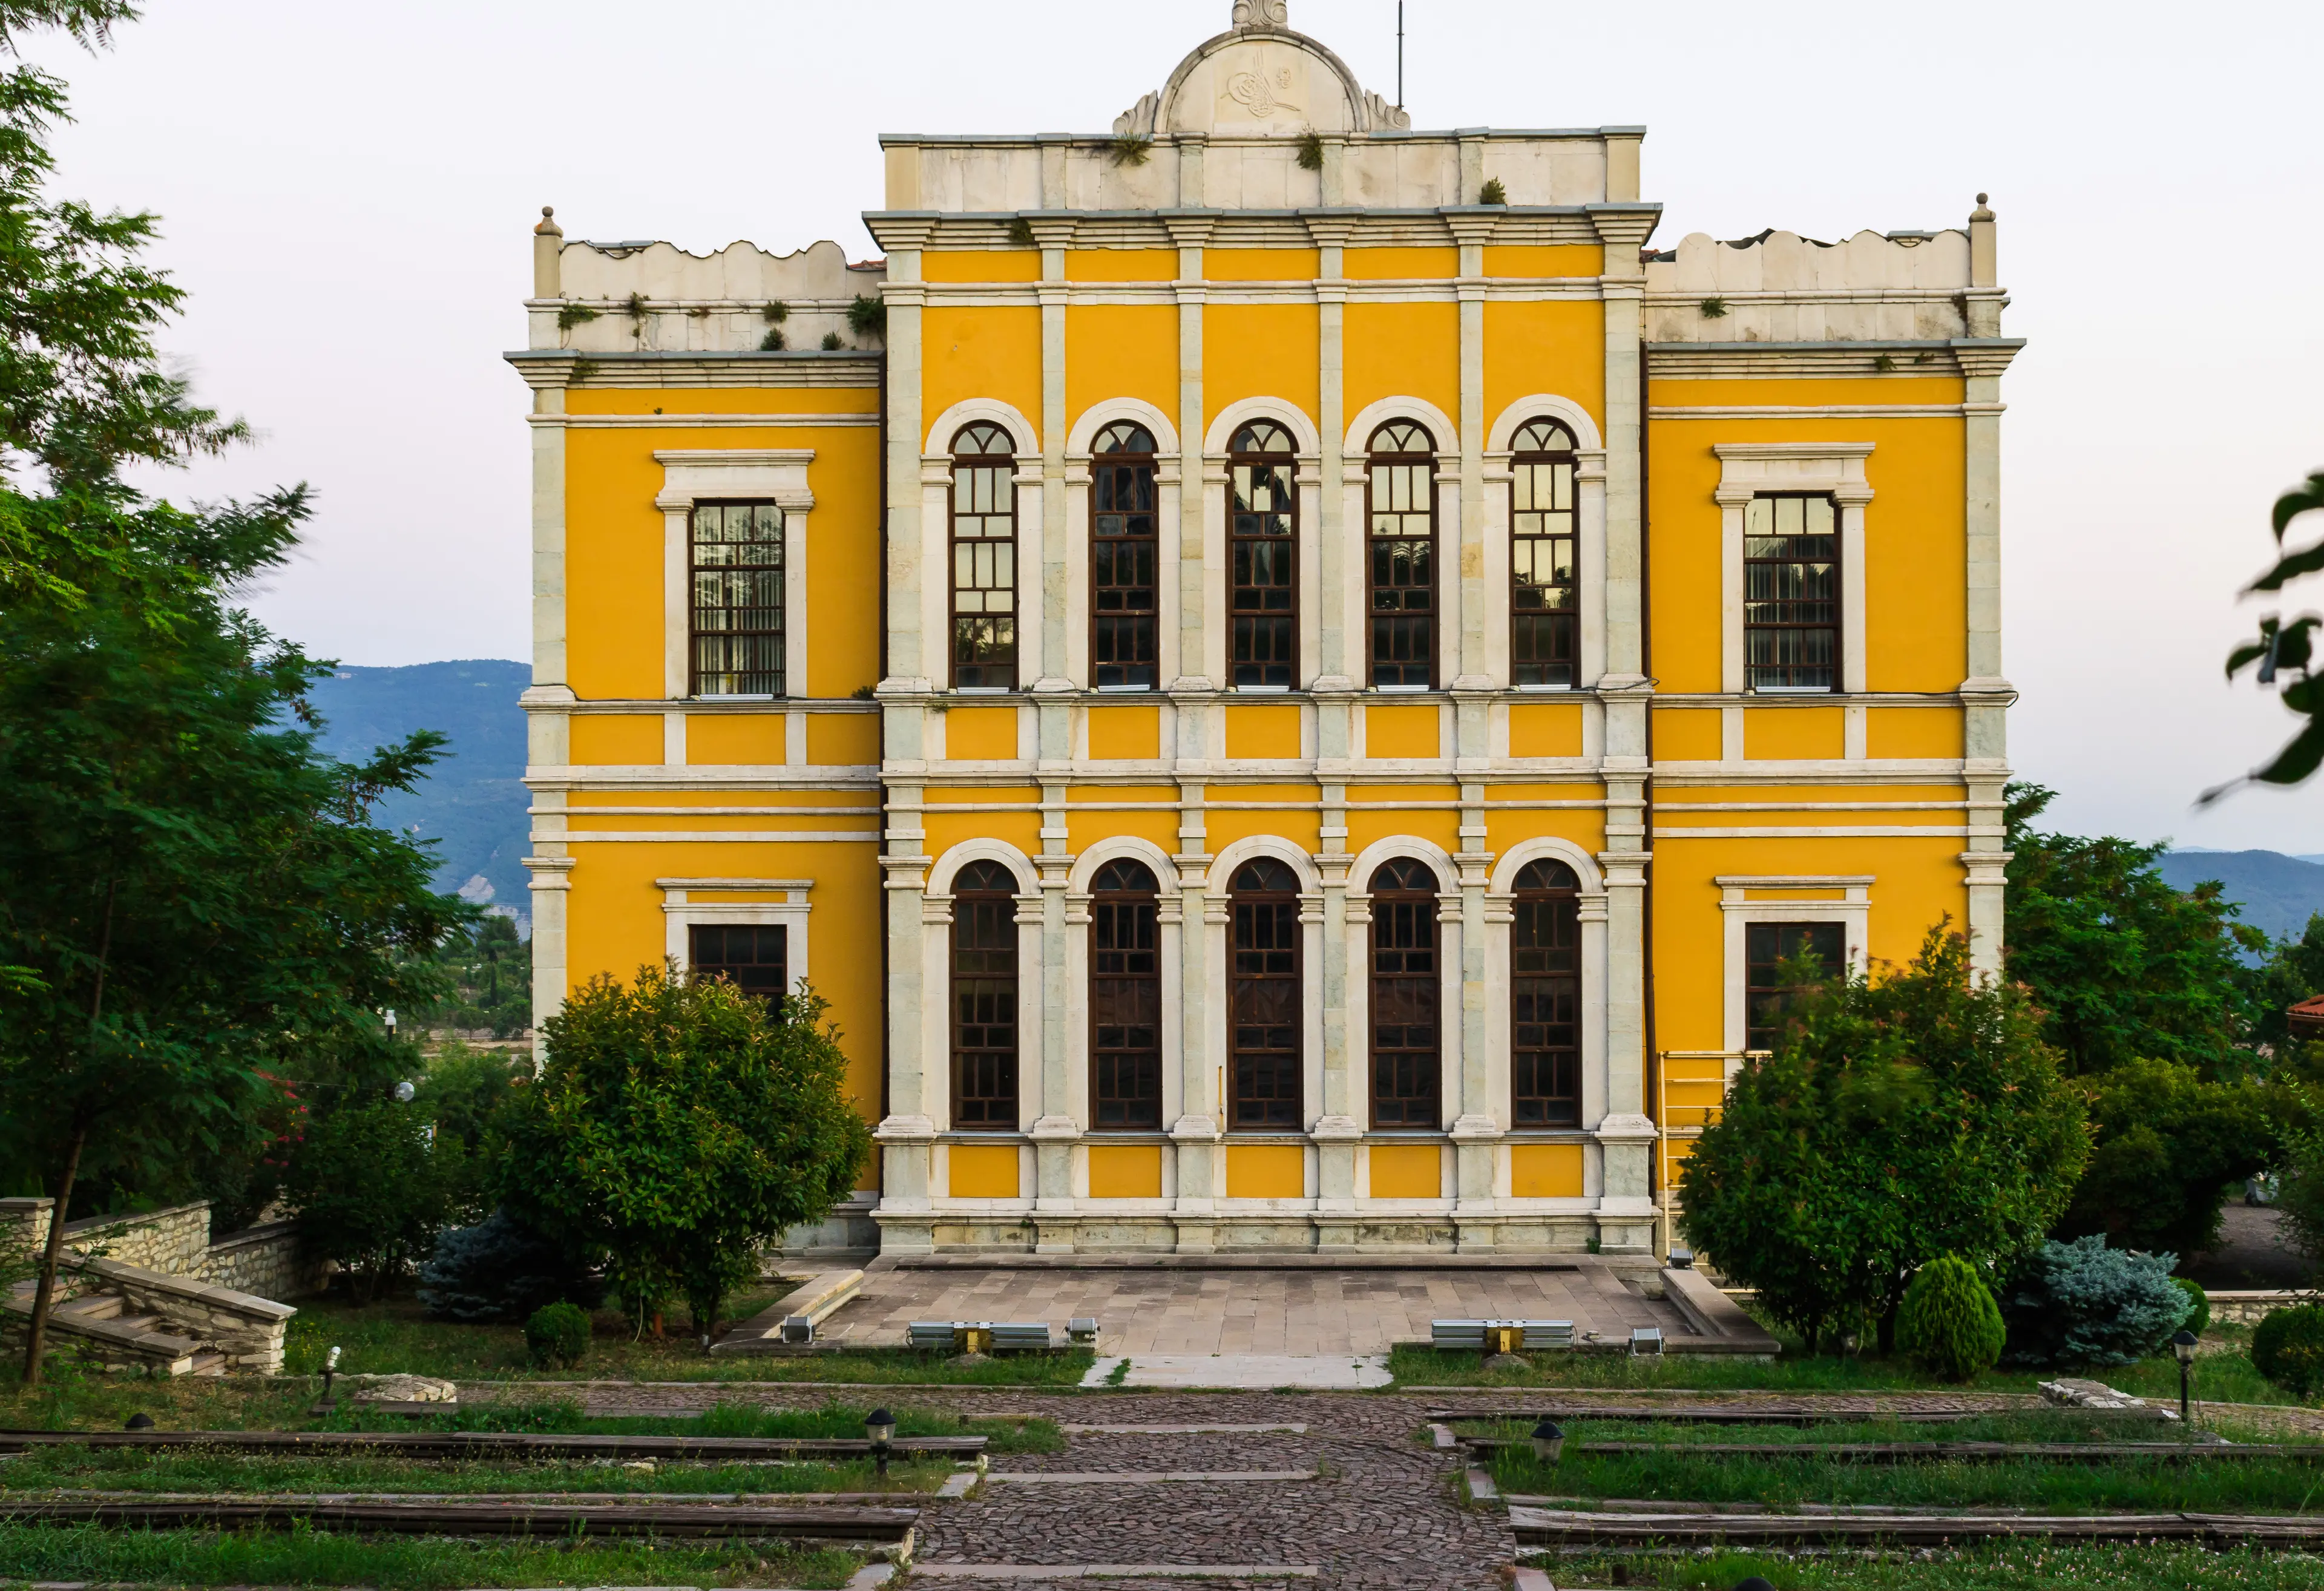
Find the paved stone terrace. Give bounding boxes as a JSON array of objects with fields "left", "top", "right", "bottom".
[{"left": 815, "top": 1262, "right": 1696, "bottom": 1354}]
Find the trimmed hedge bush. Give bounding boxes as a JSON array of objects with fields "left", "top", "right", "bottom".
[
  {"left": 525, "top": 1301, "right": 591, "bottom": 1370},
  {"left": 2253, "top": 1304, "right": 2324, "bottom": 1398},
  {"left": 1999, "top": 1234, "right": 2190, "bottom": 1367},
  {"left": 1897, "top": 1254, "right": 2006, "bottom": 1382},
  {"left": 2173, "top": 1276, "right": 2211, "bottom": 1339}
]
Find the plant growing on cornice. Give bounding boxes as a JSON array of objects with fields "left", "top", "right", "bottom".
[
  {"left": 849, "top": 684, "right": 876, "bottom": 701},
  {"left": 847, "top": 295, "right": 886, "bottom": 339},
  {"left": 1874, "top": 353, "right": 1899, "bottom": 373},
  {"left": 820, "top": 332, "right": 844, "bottom": 351},
  {"left": 1108, "top": 133, "right": 1152, "bottom": 168},
  {"left": 685, "top": 306, "right": 709, "bottom": 320},
  {"left": 759, "top": 328, "right": 785, "bottom": 352},
  {"left": 1479, "top": 177, "right": 1507, "bottom": 206},
  {"left": 1007, "top": 216, "right": 1037, "bottom": 248},
  {"left": 555, "top": 303, "right": 598, "bottom": 332},
  {"left": 1699, "top": 297, "right": 1728, "bottom": 319},
  {"left": 1295, "top": 132, "right": 1325, "bottom": 172},
  {"left": 623, "top": 291, "right": 649, "bottom": 346},
  {"left": 568, "top": 356, "right": 597, "bottom": 385},
  {"left": 762, "top": 301, "right": 788, "bottom": 324}
]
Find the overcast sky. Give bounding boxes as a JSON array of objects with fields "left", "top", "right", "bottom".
[{"left": 22, "top": 0, "right": 2324, "bottom": 851}]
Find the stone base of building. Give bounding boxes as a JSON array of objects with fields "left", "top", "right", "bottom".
[{"left": 868, "top": 1207, "right": 1662, "bottom": 1259}]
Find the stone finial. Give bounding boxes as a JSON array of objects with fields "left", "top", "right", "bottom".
[
  {"left": 534, "top": 205, "right": 563, "bottom": 237},
  {"left": 1232, "top": 0, "right": 1288, "bottom": 30},
  {"left": 533, "top": 206, "right": 563, "bottom": 300},
  {"left": 1970, "top": 192, "right": 1995, "bottom": 221}
]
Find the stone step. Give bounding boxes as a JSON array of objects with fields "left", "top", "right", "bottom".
[
  {"left": 54, "top": 1294, "right": 124, "bottom": 1320},
  {"left": 186, "top": 1351, "right": 227, "bottom": 1376}
]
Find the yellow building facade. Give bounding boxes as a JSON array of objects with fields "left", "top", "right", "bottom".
[{"left": 510, "top": 2, "right": 2018, "bottom": 1258}]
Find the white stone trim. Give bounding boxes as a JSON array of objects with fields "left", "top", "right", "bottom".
[
  {"left": 927, "top": 839, "right": 1040, "bottom": 896},
  {"left": 652, "top": 450, "right": 816, "bottom": 703},
  {"left": 1485, "top": 836, "right": 1612, "bottom": 1137},
  {"left": 924, "top": 398, "right": 1039, "bottom": 458},
  {"left": 1342, "top": 395, "right": 1460, "bottom": 458},
  {"left": 1066, "top": 835, "right": 1182, "bottom": 894},
  {"left": 1486, "top": 836, "right": 1605, "bottom": 896},
  {"left": 1485, "top": 393, "right": 1605, "bottom": 454},
  {"left": 1202, "top": 395, "right": 1325, "bottom": 458},
  {"left": 1714, "top": 443, "right": 1873, "bottom": 698},
  {"left": 1066, "top": 396, "right": 1181, "bottom": 458},
  {"left": 1716, "top": 876, "right": 1873, "bottom": 1060},
  {"left": 924, "top": 839, "right": 1043, "bottom": 1136},
  {"left": 661, "top": 877, "right": 812, "bottom": 997}
]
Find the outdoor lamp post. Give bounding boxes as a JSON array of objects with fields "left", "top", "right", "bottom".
[
  {"left": 2171, "top": 1329, "right": 2199, "bottom": 1425},
  {"left": 1530, "top": 1420, "right": 1565, "bottom": 1464},
  {"left": 321, "top": 1345, "right": 342, "bottom": 1407},
  {"left": 866, "top": 1406, "right": 895, "bottom": 1478}
]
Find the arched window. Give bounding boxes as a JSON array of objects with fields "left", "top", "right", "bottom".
[
  {"left": 1089, "top": 858, "right": 1161, "bottom": 1129},
  {"left": 1510, "top": 419, "right": 1578, "bottom": 688},
  {"left": 1510, "top": 858, "right": 1581, "bottom": 1127},
  {"left": 1229, "top": 419, "right": 1298, "bottom": 689},
  {"left": 1367, "top": 856, "right": 1440, "bottom": 1127},
  {"left": 1367, "top": 420, "right": 1437, "bottom": 688},
  {"left": 1229, "top": 858, "right": 1301, "bottom": 1129},
  {"left": 950, "top": 422, "right": 1017, "bottom": 689},
  {"left": 950, "top": 859, "right": 1019, "bottom": 1128},
  {"left": 1091, "top": 422, "right": 1158, "bottom": 690}
]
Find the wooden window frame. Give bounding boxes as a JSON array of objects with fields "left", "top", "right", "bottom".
[
  {"left": 1743, "top": 491, "right": 1842, "bottom": 692},
  {"left": 689, "top": 499, "right": 786, "bottom": 698},
  {"left": 949, "top": 423, "right": 1019, "bottom": 691},
  {"left": 1228, "top": 859, "right": 1303, "bottom": 1131},
  {"left": 1743, "top": 919, "right": 1845, "bottom": 1054},
  {"left": 1229, "top": 421, "right": 1299, "bottom": 691},
  {"left": 949, "top": 860, "right": 1021, "bottom": 1130},
  {"left": 1367, "top": 857, "right": 1442, "bottom": 1129},
  {"left": 1509, "top": 420, "right": 1579, "bottom": 689},
  {"left": 1366, "top": 421, "right": 1439, "bottom": 690},
  {"left": 686, "top": 922, "right": 790, "bottom": 1006},
  {"left": 1508, "top": 860, "right": 1580, "bottom": 1127},
  {"left": 1088, "top": 859, "right": 1163, "bottom": 1130},
  {"left": 1089, "top": 422, "right": 1160, "bottom": 691}
]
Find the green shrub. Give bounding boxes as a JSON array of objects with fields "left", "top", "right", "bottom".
[
  {"left": 2173, "top": 1277, "right": 2211, "bottom": 1338},
  {"left": 1896, "top": 1255, "right": 2006, "bottom": 1382},
  {"left": 2253, "top": 1304, "right": 2324, "bottom": 1397},
  {"left": 284, "top": 1098, "right": 462, "bottom": 1302},
  {"left": 525, "top": 1301, "right": 591, "bottom": 1370},
  {"left": 2000, "top": 1235, "right": 2191, "bottom": 1367}
]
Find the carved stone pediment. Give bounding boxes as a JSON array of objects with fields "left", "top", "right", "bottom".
[{"left": 1111, "top": 2, "right": 1405, "bottom": 137}]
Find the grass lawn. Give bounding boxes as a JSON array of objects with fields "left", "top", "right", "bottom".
[
  {"left": 0, "top": 1521, "right": 862, "bottom": 1589},
  {"left": 276, "top": 1294, "right": 1095, "bottom": 1385},
  {"left": 1534, "top": 1543, "right": 2322, "bottom": 1590}
]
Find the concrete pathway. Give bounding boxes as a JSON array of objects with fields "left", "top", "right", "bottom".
[{"left": 1080, "top": 1354, "right": 1393, "bottom": 1390}]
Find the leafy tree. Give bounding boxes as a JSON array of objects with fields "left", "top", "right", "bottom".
[
  {"left": 2003, "top": 783, "right": 2264, "bottom": 1075},
  {"left": 495, "top": 964, "right": 871, "bottom": 1340},
  {"left": 415, "top": 1041, "right": 525, "bottom": 1222},
  {"left": 282, "top": 1097, "right": 461, "bottom": 1302},
  {"left": 1678, "top": 928, "right": 2088, "bottom": 1354},
  {"left": 408, "top": 915, "right": 530, "bottom": 1039},
  {"left": 2055, "top": 1058, "right": 2275, "bottom": 1255}
]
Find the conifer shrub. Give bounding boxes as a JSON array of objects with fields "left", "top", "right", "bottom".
[
  {"left": 2173, "top": 1276, "right": 2211, "bottom": 1338},
  {"left": 418, "top": 1206, "right": 600, "bottom": 1324},
  {"left": 1896, "top": 1254, "right": 2006, "bottom": 1382},
  {"left": 525, "top": 1301, "right": 591, "bottom": 1370},
  {"left": 1999, "top": 1234, "right": 2191, "bottom": 1367},
  {"left": 2253, "top": 1304, "right": 2324, "bottom": 1397}
]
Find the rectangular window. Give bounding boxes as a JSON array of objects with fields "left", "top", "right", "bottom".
[
  {"left": 1231, "top": 457, "right": 1297, "bottom": 688},
  {"left": 1744, "top": 493, "right": 1839, "bottom": 691},
  {"left": 1090, "top": 894, "right": 1161, "bottom": 1128},
  {"left": 1230, "top": 897, "right": 1302, "bottom": 1128},
  {"left": 1091, "top": 457, "right": 1158, "bottom": 689},
  {"left": 951, "top": 458, "right": 1017, "bottom": 689},
  {"left": 1744, "top": 920, "right": 1845, "bottom": 1053},
  {"left": 1368, "top": 458, "right": 1436, "bottom": 687},
  {"left": 951, "top": 896, "right": 1020, "bottom": 1127},
  {"left": 1511, "top": 896, "right": 1580, "bottom": 1126},
  {"left": 688, "top": 923, "right": 789, "bottom": 1003},
  {"left": 691, "top": 501, "right": 784, "bottom": 697},
  {"left": 1511, "top": 456, "right": 1577, "bottom": 687},
  {"left": 1369, "top": 897, "right": 1441, "bottom": 1126}
]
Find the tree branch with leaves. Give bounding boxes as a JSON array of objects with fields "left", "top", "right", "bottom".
[{"left": 2213, "top": 471, "right": 2324, "bottom": 798}]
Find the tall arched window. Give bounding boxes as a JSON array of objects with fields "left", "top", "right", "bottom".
[
  {"left": 1089, "top": 858, "right": 1161, "bottom": 1129},
  {"left": 1229, "top": 858, "right": 1301, "bottom": 1129},
  {"left": 1510, "top": 858, "right": 1581, "bottom": 1127},
  {"left": 1368, "top": 856, "right": 1440, "bottom": 1127},
  {"left": 1230, "top": 420, "right": 1297, "bottom": 689},
  {"left": 1509, "top": 419, "right": 1578, "bottom": 688},
  {"left": 1091, "top": 422, "right": 1158, "bottom": 690},
  {"left": 950, "top": 422, "right": 1017, "bottom": 689},
  {"left": 950, "top": 859, "right": 1019, "bottom": 1128},
  {"left": 1367, "top": 420, "right": 1437, "bottom": 688}
]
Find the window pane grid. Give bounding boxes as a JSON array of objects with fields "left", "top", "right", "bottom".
[
  {"left": 1231, "top": 440, "right": 1297, "bottom": 689},
  {"left": 1230, "top": 859, "right": 1302, "bottom": 1129},
  {"left": 1744, "top": 493, "right": 1839, "bottom": 691},
  {"left": 691, "top": 502, "right": 784, "bottom": 696},
  {"left": 1091, "top": 428, "right": 1158, "bottom": 689},
  {"left": 1511, "top": 433, "right": 1577, "bottom": 687},
  {"left": 1744, "top": 920, "right": 1844, "bottom": 1054},
  {"left": 1510, "top": 886, "right": 1578, "bottom": 1127},
  {"left": 951, "top": 423, "right": 1018, "bottom": 689},
  {"left": 1367, "top": 434, "right": 1436, "bottom": 687},
  {"left": 1368, "top": 860, "right": 1440, "bottom": 1128},
  {"left": 1089, "top": 858, "right": 1161, "bottom": 1129},
  {"left": 688, "top": 923, "right": 789, "bottom": 1004},
  {"left": 951, "top": 864, "right": 1020, "bottom": 1128}
]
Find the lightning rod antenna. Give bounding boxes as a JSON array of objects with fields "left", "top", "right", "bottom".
[{"left": 1396, "top": 2, "right": 1404, "bottom": 109}]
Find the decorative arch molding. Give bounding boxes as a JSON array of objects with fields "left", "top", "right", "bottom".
[
  {"left": 1204, "top": 395, "right": 1324, "bottom": 458},
  {"left": 1066, "top": 397, "right": 1181, "bottom": 460},
  {"left": 1066, "top": 835, "right": 1182, "bottom": 894},
  {"left": 1486, "top": 394, "right": 1606, "bottom": 455},
  {"left": 1347, "top": 834, "right": 1459, "bottom": 896},
  {"left": 927, "top": 838, "right": 1039, "bottom": 897},
  {"left": 1206, "top": 834, "right": 1322, "bottom": 894},
  {"left": 1344, "top": 396, "right": 1460, "bottom": 459},
  {"left": 1488, "top": 835, "right": 1607, "bottom": 897},
  {"left": 925, "top": 398, "right": 1039, "bottom": 461}
]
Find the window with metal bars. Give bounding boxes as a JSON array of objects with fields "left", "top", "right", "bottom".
[
  {"left": 1367, "top": 420, "right": 1436, "bottom": 687},
  {"left": 950, "top": 859, "right": 1020, "bottom": 1128},
  {"left": 1744, "top": 920, "right": 1845, "bottom": 1054},
  {"left": 950, "top": 422, "right": 1018, "bottom": 689},
  {"left": 1230, "top": 419, "right": 1298, "bottom": 689},
  {"left": 1509, "top": 859, "right": 1580, "bottom": 1126},
  {"left": 1744, "top": 493, "right": 1840, "bottom": 691},
  {"left": 688, "top": 923, "right": 789, "bottom": 1006},
  {"left": 1509, "top": 419, "right": 1578, "bottom": 687},
  {"left": 1088, "top": 858, "right": 1161, "bottom": 1129},
  {"left": 1229, "top": 858, "right": 1302, "bottom": 1129},
  {"left": 1090, "top": 422, "right": 1158, "bottom": 690},
  {"left": 691, "top": 501, "right": 784, "bottom": 697},
  {"left": 1367, "top": 856, "right": 1440, "bottom": 1127}
]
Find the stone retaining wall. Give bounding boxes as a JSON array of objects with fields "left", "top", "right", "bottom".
[
  {"left": 62, "top": 1202, "right": 213, "bottom": 1274},
  {"left": 2210, "top": 1289, "right": 2312, "bottom": 1325},
  {"left": 68, "top": 1256, "right": 295, "bottom": 1373},
  {"left": 0, "top": 1198, "right": 324, "bottom": 1300}
]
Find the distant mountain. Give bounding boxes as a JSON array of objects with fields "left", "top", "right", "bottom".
[
  {"left": 2158, "top": 849, "right": 2324, "bottom": 943},
  {"left": 304, "top": 660, "right": 531, "bottom": 934}
]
